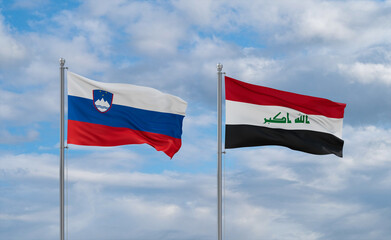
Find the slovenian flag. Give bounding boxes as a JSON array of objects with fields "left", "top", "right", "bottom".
[
  {"left": 67, "top": 72, "right": 187, "bottom": 158},
  {"left": 225, "top": 76, "right": 346, "bottom": 157}
]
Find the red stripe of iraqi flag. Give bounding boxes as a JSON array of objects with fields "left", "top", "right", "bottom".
[
  {"left": 225, "top": 76, "right": 346, "bottom": 118},
  {"left": 225, "top": 76, "right": 347, "bottom": 157}
]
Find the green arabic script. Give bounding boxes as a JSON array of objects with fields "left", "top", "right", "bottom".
[
  {"left": 264, "top": 112, "right": 310, "bottom": 124},
  {"left": 295, "top": 114, "right": 310, "bottom": 124}
]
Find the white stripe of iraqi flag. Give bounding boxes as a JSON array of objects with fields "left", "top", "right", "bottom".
[{"left": 225, "top": 76, "right": 346, "bottom": 157}]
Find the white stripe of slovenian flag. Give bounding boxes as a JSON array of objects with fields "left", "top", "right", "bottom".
[{"left": 68, "top": 72, "right": 187, "bottom": 116}]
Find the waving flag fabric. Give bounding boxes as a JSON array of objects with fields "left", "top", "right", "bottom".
[
  {"left": 225, "top": 76, "right": 346, "bottom": 157},
  {"left": 67, "top": 72, "right": 187, "bottom": 158}
]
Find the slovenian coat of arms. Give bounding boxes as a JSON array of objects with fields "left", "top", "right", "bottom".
[{"left": 93, "top": 90, "right": 113, "bottom": 113}]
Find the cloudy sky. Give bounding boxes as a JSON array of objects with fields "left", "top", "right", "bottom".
[{"left": 1, "top": 0, "right": 391, "bottom": 239}]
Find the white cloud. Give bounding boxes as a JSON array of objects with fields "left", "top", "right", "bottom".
[
  {"left": 339, "top": 62, "right": 391, "bottom": 85},
  {"left": 51, "top": 10, "right": 113, "bottom": 56},
  {"left": 0, "top": 88, "right": 57, "bottom": 124},
  {"left": 0, "top": 149, "right": 217, "bottom": 239},
  {"left": 0, "top": 15, "right": 25, "bottom": 64},
  {"left": 125, "top": 6, "right": 187, "bottom": 56},
  {"left": 0, "top": 153, "right": 58, "bottom": 179},
  {"left": 173, "top": 0, "right": 216, "bottom": 26},
  {"left": 68, "top": 170, "right": 188, "bottom": 189},
  {"left": 343, "top": 125, "right": 391, "bottom": 167},
  {"left": 180, "top": 0, "right": 389, "bottom": 51},
  {"left": 73, "top": 1, "right": 189, "bottom": 56},
  {"left": 223, "top": 55, "right": 281, "bottom": 84},
  {"left": 0, "top": 129, "right": 39, "bottom": 144},
  {"left": 25, "top": 34, "right": 110, "bottom": 78},
  {"left": 0, "top": 209, "right": 56, "bottom": 224},
  {"left": 185, "top": 113, "right": 215, "bottom": 127},
  {"left": 293, "top": 2, "right": 353, "bottom": 42},
  {"left": 172, "top": 0, "right": 239, "bottom": 30}
]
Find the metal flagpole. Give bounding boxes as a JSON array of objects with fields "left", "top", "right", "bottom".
[
  {"left": 217, "top": 63, "right": 223, "bottom": 240},
  {"left": 59, "top": 58, "right": 66, "bottom": 240}
]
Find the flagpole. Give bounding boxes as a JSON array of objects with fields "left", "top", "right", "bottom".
[
  {"left": 59, "top": 58, "right": 66, "bottom": 240},
  {"left": 217, "top": 63, "right": 223, "bottom": 240}
]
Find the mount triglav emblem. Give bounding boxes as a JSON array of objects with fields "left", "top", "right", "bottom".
[{"left": 93, "top": 89, "right": 113, "bottom": 113}]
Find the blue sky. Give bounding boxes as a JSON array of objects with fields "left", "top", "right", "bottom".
[{"left": 1, "top": 0, "right": 391, "bottom": 239}]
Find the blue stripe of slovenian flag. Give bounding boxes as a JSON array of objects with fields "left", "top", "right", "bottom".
[{"left": 68, "top": 95, "right": 185, "bottom": 139}]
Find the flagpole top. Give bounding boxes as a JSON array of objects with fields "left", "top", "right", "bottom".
[
  {"left": 59, "top": 58, "right": 66, "bottom": 66},
  {"left": 217, "top": 63, "right": 223, "bottom": 72}
]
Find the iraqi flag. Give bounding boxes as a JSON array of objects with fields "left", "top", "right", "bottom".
[
  {"left": 67, "top": 72, "right": 187, "bottom": 158},
  {"left": 225, "top": 76, "right": 346, "bottom": 157}
]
